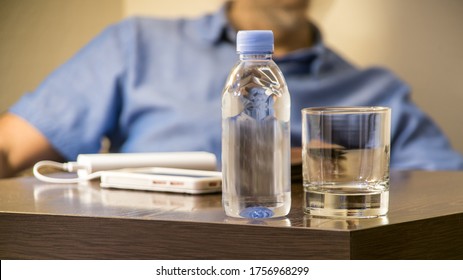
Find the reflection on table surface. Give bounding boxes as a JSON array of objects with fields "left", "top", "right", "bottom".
[
  {"left": 303, "top": 215, "right": 389, "bottom": 230},
  {"left": 1, "top": 170, "right": 463, "bottom": 231},
  {"left": 30, "top": 182, "right": 226, "bottom": 222}
]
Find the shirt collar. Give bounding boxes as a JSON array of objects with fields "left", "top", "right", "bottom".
[
  {"left": 274, "top": 22, "right": 329, "bottom": 75},
  {"left": 198, "top": 2, "right": 235, "bottom": 44},
  {"left": 274, "top": 22, "right": 325, "bottom": 61}
]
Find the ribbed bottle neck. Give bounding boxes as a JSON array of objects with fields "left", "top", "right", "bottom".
[{"left": 239, "top": 53, "right": 273, "bottom": 61}]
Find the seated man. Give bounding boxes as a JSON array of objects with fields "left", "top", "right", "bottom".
[{"left": 1, "top": 0, "right": 462, "bottom": 178}]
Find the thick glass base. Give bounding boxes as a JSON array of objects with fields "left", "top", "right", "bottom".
[{"left": 304, "top": 185, "right": 389, "bottom": 218}]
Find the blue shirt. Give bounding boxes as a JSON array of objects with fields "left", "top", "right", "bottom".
[{"left": 10, "top": 5, "right": 463, "bottom": 170}]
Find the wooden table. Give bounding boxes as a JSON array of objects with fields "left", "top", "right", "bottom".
[{"left": 0, "top": 171, "right": 462, "bottom": 259}]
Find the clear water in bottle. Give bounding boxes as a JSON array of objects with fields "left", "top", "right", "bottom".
[{"left": 221, "top": 31, "right": 291, "bottom": 219}]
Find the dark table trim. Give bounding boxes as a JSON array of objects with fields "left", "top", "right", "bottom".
[
  {"left": 350, "top": 213, "right": 463, "bottom": 259},
  {"left": 0, "top": 213, "right": 350, "bottom": 260},
  {"left": 2, "top": 212, "right": 462, "bottom": 259}
]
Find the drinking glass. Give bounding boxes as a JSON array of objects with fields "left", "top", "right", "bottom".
[{"left": 302, "top": 107, "right": 391, "bottom": 218}]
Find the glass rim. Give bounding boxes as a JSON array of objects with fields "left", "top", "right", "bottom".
[{"left": 301, "top": 106, "right": 391, "bottom": 115}]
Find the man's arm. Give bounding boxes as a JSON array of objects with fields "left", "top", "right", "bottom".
[{"left": 0, "top": 113, "right": 63, "bottom": 178}]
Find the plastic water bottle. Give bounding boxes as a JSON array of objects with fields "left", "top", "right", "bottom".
[{"left": 221, "top": 30, "right": 291, "bottom": 218}]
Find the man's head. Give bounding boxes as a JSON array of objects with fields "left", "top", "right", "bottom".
[
  {"left": 228, "top": 0, "right": 309, "bottom": 32},
  {"left": 228, "top": 0, "right": 312, "bottom": 56}
]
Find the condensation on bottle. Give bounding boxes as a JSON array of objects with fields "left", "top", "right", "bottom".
[{"left": 221, "top": 30, "right": 291, "bottom": 218}]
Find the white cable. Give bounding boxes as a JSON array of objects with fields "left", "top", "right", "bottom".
[{"left": 33, "top": 160, "right": 104, "bottom": 184}]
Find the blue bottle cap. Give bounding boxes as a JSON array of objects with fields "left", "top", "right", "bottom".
[{"left": 236, "top": 30, "right": 274, "bottom": 54}]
